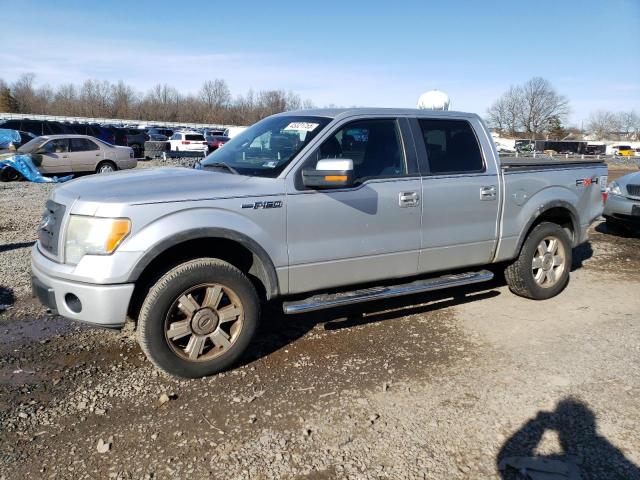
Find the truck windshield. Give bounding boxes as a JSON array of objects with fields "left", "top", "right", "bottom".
[{"left": 200, "top": 115, "right": 331, "bottom": 177}]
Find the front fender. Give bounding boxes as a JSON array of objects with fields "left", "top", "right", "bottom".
[{"left": 120, "top": 205, "right": 287, "bottom": 296}]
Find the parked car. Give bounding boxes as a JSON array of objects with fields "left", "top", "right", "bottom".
[
  {"left": 615, "top": 146, "right": 635, "bottom": 157},
  {"left": 495, "top": 142, "right": 516, "bottom": 154},
  {"left": 104, "top": 126, "right": 149, "bottom": 157},
  {"left": 168, "top": 131, "right": 208, "bottom": 152},
  {"left": 604, "top": 171, "right": 640, "bottom": 232},
  {"left": 0, "top": 119, "right": 74, "bottom": 136},
  {"left": 16, "top": 134, "right": 136, "bottom": 176},
  {"left": 204, "top": 129, "right": 225, "bottom": 137},
  {"left": 31, "top": 108, "right": 607, "bottom": 378},
  {"left": 148, "top": 133, "right": 168, "bottom": 141},
  {"left": 16, "top": 130, "right": 37, "bottom": 147},
  {"left": 205, "top": 135, "right": 230, "bottom": 153},
  {"left": 65, "top": 123, "right": 116, "bottom": 144},
  {"left": 147, "top": 127, "right": 174, "bottom": 139}
]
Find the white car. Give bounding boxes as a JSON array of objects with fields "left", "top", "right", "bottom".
[{"left": 168, "top": 132, "right": 208, "bottom": 152}]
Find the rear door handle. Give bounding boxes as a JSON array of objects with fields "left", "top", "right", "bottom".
[
  {"left": 399, "top": 191, "right": 419, "bottom": 207},
  {"left": 480, "top": 185, "right": 496, "bottom": 201}
]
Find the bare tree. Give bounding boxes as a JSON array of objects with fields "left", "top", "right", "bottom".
[
  {"left": 519, "top": 77, "right": 570, "bottom": 138},
  {"left": 487, "top": 86, "right": 523, "bottom": 136},
  {"left": 12, "top": 73, "right": 37, "bottom": 113},
  {"left": 51, "top": 83, "right": 78, "bottom": 116},
  {"left": 587, "top": 110, "right": 620, "bottom": 140},
  {"left": 617, "top": 111, "right": 640, "bottom": 141},
  {"left": 0, "top": 73, "right": 315, "bottom": 124},
  {"left": 199, "top": 79, "right": 231, "bottom": 122},
  {"left": 111, "top": 81, "right": 137, "bottom": 118}
]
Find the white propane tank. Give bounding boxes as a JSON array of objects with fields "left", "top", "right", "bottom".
[{"left": 417, "top": 90, "right": 450, "bottom": 110}]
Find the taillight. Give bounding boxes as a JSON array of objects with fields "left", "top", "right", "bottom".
[
  {"left": 202, "top": 142, "right": 207, "bottom": 145},
  {"left": 602, "top": 192, "right": 608, "bottom": 203},
  {"left": 182, "top": 141, "right": 190, "bottom": 144}
]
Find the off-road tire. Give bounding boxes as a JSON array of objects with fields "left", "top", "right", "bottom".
[
  {"left": 504, "top": 222, "right": 572, "bottom": 300},
  {"left": 137, "top": 258, "right": 260, "bottom": 378}
]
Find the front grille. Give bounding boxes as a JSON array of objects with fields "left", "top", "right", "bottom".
[
  {"left": 626, "top": 184, "right": 640, "bottom": 197},
  {"left": 38, "top": 200, "right": 65, "bottom": 256}
]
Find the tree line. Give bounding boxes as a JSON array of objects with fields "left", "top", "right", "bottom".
[
  {"left": 487, "top": 76, "right": 639, "bottom": 141},
  {"left": 1, "top": 73, "right": 638, "bottom": 140},
  {"left": 0, "top": 73, "right": 315, "bottom": 126}
]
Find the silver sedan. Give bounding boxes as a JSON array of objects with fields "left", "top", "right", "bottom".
[
  {"left": 604, "top": 170, "right": 640, "bottom": 231},
  {"left": 17, "top": 135, "right": 136, "bottom": 175}
]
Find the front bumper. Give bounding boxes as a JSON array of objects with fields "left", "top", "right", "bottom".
[
  {"left": 31, "top": 249, "right": 134, "bottom": 328},
  {"left": 603, "top": 194, "right": 640, "bottom": 226}
]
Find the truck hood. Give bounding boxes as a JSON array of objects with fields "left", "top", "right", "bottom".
[{"left": 51, "top": 167, "right": 281, "bottom": 205}]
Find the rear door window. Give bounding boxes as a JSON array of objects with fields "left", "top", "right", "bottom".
[
  {"left": 186, "top": 134, "right": 205, "bottom": 141},
  {"left": 71, "top": 138, "right": 99, "bottom": 152},
  {"left": 418, "top": 119, "right": 484, "bottom": 174}
]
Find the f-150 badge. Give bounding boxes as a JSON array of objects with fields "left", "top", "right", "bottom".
[{"left": 242, "top": 200, "right": 283, "bottom": 209}]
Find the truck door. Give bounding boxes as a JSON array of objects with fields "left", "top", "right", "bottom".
[
  {"left": 286, "top": 118, "right": 422, "bottom": 294},
  {"left": 412, "top": 117, "right": 500, "bottom": 272}
]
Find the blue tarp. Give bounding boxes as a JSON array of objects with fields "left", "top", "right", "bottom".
[
  {"left": 0, "top": 129, "right": 21, "bottom": 148},
  {"left": 0, "top": 153, "right": 73, "bottom": 183}
]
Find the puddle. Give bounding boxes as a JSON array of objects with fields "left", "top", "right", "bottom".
[{"left": 0, "top": 315, "right": 82, "bottom": 354}]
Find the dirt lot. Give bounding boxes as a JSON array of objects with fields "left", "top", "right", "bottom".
[{"left": 0, "top": 165, "right": 639, "bottom": 479}]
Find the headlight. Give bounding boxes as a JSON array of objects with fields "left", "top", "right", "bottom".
[
  {"left": 607, "top": 181, "right": 622, "bottom": 196},
  {"left": 65, "top": 216, "right": 131, "bottom": 265}
]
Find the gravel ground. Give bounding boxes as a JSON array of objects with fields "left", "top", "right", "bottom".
[{"left": 0, "top": 164, "right": 638, "bottom": 479}]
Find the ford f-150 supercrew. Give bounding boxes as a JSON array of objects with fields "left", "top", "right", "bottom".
[{"left": 31, "top": 108, "right": 608, "bottom": 378}]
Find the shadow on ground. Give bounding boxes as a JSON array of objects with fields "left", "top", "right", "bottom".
[
  {"left": 0, "top": 241, "right": 35, "bottom": 254},
  {"left": 498, "top": 397, "right": 640, "bottom": 480},
  {"left": 595, "top": 221, "right": 640, "bottom": 238},
  {"left": 0, "top": 286, "right": 15, "bottom": 309},
  {"left": 241, "top": 278, "right": 504, "bottom": 368},
  {"left": 238, "top": 241, "right": 595, "bottom": 369}
]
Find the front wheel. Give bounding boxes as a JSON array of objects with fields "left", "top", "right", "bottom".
[
  {"left": 504, "top": 222, "right": 572, "bottom": 300},
  {"left": 136, "top": 258, "right": 260, "bottom": 378},
  {"left": 0, "top": 167, "right": 21, "bottom": 182}
]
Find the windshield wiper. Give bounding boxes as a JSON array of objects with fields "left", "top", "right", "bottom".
[{"left": 204, "top": 161, "right": 239, "bottom": 175}]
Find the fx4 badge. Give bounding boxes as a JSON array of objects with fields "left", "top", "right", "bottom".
[
  {"left": 242, "top": 200, "right": 283, "bottom": 209},
  {"left": 576, "top": 177, "right": 597, "bottom": 187}
]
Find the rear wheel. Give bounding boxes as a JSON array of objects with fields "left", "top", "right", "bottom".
[
  {"left": 505, "top": 222, "right": 572, "bottom": 300},
  {"left": 96, "top": 161, "right": 116, "bottom": 174},
  {"left": 136, "top": 258, "right": 260, "bottom": 378}
]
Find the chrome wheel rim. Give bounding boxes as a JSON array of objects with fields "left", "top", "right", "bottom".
[
  {"left": 164, "top": 283, "right": 244, "bottom": 362},
  {"left": 532, "top": 236, "right": 566, "bottom": 288},
  {"left": 99, "top": 164, "right": 114, "bottom": 173}
]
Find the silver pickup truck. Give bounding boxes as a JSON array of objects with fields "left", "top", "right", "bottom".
[{"left": 31, "top": 108, "right": 608, "bottom": 378}]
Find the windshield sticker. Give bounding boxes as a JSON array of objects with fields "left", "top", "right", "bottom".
[
  {"left": 283, "top": 122, "right": 319, "bottom": 132},
  {"left": 263, "top": 161, "right": 278, "bottom": 168}
]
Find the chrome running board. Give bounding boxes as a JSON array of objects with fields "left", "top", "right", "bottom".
[{"left": 282, "top": 270, "right": 494, "bottom": 315}]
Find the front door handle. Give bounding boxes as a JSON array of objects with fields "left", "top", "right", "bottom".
[
  {"left": 480, "top": 185, "right": 497, "bottom": 201},
  {"left": 399, "top": 191, "right": 419, "bottom": 207}
]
